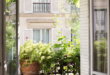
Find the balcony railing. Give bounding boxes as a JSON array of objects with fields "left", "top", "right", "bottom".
[{"left": 33, "top": 3, "right": 50, "bottom": 13}]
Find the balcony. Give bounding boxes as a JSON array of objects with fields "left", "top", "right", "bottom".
[{"left": 33, "top": 3, "right": 50, "bottom": 13}]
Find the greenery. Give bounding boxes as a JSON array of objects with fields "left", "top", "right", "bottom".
[
  {"left": 52, "top": 35, "right": 80, "bottom": 74},
  {"left": 50, "top": 0, "right": 80, "bottom": 74},
  {"left": 6, "top": 0, "right": 17, "bottom": 75},
  {"left": 20, "top": 40, "right": 55, "bottom": 73},
  {"left": 20, "top": 0, "right": 80, "bottom": 74},
  {"left": 20, "top": 37, "right": 80, "bottom": 74},
  {"left": 94, "top": 39, "right": 107, "bottom": 73}
]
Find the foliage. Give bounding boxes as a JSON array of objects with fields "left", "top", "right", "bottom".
[
  {"left": 33, "top": 42, "right": 55, "bottom": 73},
  {"left": 20, "top": 0, "right": 80, "bottom": 74},
  {"left": 20, "top": 40, "right": 55, "bottom": 73},
  {"left": 20, "top": 40, "right": 39, "bottom": 63},
  {"left": 52, "top": 35, "right": 80, "bottom": 74},
  {"left": 68, "top": 0, "right": 80, "bottom": 8},
  {"left": 6, "top": 21, "right": 17, "bottom": 75},
  {"left": 94, "top": 39, "right": 107, "bottom": 72},
  {"left": 6, "top": 0, "right": 17, "bottom": 74},
  {"left": 6, "top": 0, "right": 16, "bottom": 8},
  {"left": 94, "top": 40, "right": 107, "bottom": 54},
  {"left": 20, "top": 38, "right": 80, "bottom": 74},
  {"left": 50, "top": 0, "right": 80, "bottom": 74}
]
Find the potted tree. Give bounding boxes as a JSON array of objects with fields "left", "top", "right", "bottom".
[
  {"left": 20, "top": 40, "right": 54, "bottom": 75},
  {"left": 20, "top": 40, "right": 41, "bottom": 75}
]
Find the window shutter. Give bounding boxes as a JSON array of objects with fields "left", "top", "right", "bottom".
[
  {"left": 23, "top": 29, "right": 33, "bottom": 44},
  {"left": 62, "top": 0, "right": 70, "bottom": 13},
  {"left": 52, "top": 28, "right": 61, "bottom": 44},
  {"left": 62, "top": 28, "right": 71, "bottom": 41},
  {"left": 24, "top": 0, "right": 33, "bottom": 13},
  {"left": 51, "top": 0, "right": 59, "bottom": 13}
]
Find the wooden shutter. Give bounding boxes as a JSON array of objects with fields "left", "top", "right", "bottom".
[
  {"left": 23, "top": 29, "right": 33, "bottom": 44},
  {"left": 62, "top": 0, "right": 70, "bottom": 13},
  {"left": 51, "top": 0, "right": 59, "bottom": 13},
  {"left": 62, "top": 28, "right": 71, "bottom": 41},
  {"left": 24, "top": 0, "right": 33, "bottom": 13},
  {"left": 52, "top": 28, "right": 61, "bottom": 44},
  {"left": 80, "top": 0, "right": 89, "bottom": 74}
]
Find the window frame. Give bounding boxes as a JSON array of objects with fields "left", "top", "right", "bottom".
[
  {"left": 90, "top": 0, "right": 110, "bottom": 75},
  {"left": 1, "top": 0, "right": 6, "bottom": 75},
  {"left": 1, "top": 0, "right": 19, "bottom": 75}
]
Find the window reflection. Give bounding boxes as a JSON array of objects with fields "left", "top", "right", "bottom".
[
  {"left": 93, "top": 0, "right": 107, "bottom": 73},
  {"left": 6, "top": 0, "right": 17, "bottom": 75}
]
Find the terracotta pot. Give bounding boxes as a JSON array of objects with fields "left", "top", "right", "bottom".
[{"left": 20, "top": 60, "right": 41, "bottom": 75}]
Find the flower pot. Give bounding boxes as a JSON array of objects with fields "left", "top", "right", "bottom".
[{"left": 20, "top": 60, "right": 41, "bottom": 75}]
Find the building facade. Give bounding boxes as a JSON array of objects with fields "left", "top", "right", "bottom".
[{"left": 19, "top": 0, "right": 77, "bottom": 45}]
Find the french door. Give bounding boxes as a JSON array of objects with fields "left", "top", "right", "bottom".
[
  {"left": 0, "top": 0, "right": 19, "bottom": 75},
  {"left": 33, "top": 29, "right": 49, "bottom": 44},
  {"left": 90, "top": 0, "right": 110, "bottom": 75}
]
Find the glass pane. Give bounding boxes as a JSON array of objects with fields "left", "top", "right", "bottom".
[
  {"left": 6, "top": 0, "right": 17, "bottom": 75},
  {"left": 93, "top": 0, "right": 107, "bottom": 73},
  {"left": 42, "top": 29, "right": 49, "bottom": 44},
  {"left": 33, "top": 30, "right": 40, "bottom": 43}
]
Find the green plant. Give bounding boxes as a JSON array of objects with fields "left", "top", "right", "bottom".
[
  {"left": 34, "top": 43, "right": 55, "bottom": 73},
  {"left": 51, "top": 36, "right": 80, "bottom": 74},
  {"left": 20, "top": 40, "right": 40, "bottom": 63},
  {"left": 20, "top": 40, "right": 55, "bottom": 73},
  {"left": 94, "top": 39, "right": 107, "bottom": 73}
]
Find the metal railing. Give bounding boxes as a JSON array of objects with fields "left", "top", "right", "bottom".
[{"left": 33, "top": 3, "right": 50, "bottom": 13}]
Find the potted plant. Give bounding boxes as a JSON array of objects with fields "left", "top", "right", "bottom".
[
  {"left": 35, "top": 43, "right": 56, "bottom": 74},
  {"left": 20, "top": 40, "right": 41, "bottom": 75}
]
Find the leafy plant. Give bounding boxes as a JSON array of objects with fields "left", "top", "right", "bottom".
[
  {"left": 94, "top": 39, "right": 107, "bottom": 73},
  {"left": 20, "top": 37, "right": 80, "bottom": 74},
  {"left": 20, "top": 40, "right": 55, "bottom": 73},
  {"left": 20, "top": 40, "right": 44, "bottom": 64},
  {"left": 51, "top": 35, "right": 80, "bottom": 74},
  {"left": 34, "top": 43, "right": 55, "bottom": 73}
]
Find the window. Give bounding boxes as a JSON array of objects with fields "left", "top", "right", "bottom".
[
  {"left": 33, "top": 0, "right": 50, "bottom": 13},
  {"left": 91, "top": 0, "right": 108, "bottom": 75},
  {"left": 33, "top": 29, "right": 49, "bottom": 44}
]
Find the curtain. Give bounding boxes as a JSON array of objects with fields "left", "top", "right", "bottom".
[
  {"left": 42, "top": 29, "right": 49, "bottom": 44},
  {"left": 33, "top": 30, "right": 40, "bottom": 43}
]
